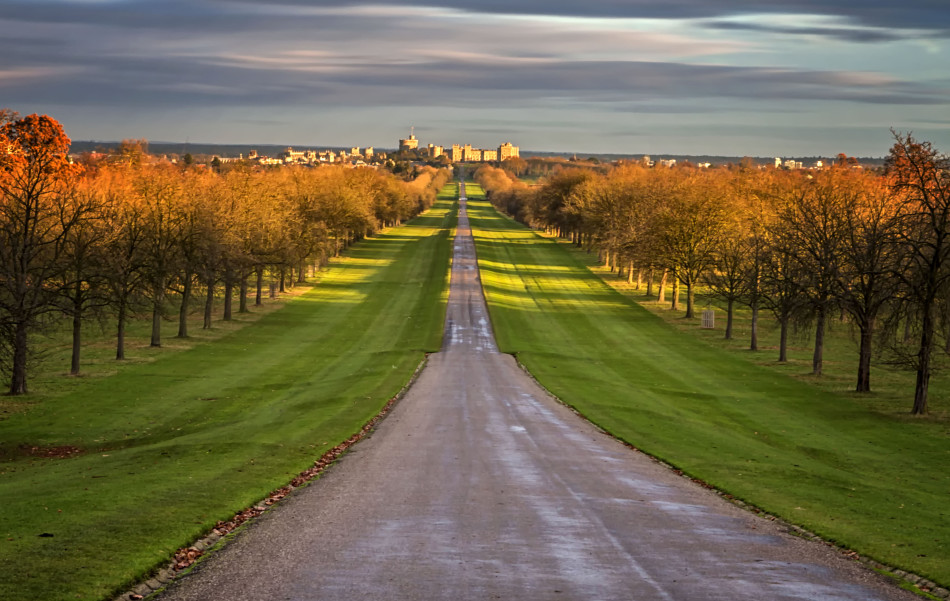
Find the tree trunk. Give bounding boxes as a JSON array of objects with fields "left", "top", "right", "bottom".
[
  {"left": 913, "top": 304, "right": 934, "bottom": 415},
  {"left": 750, "top": 303, "right": 759, "bottom": 351},
  {"left": 627, "top": 261, "right": 634, "bottom": 284},
  {"left": 255, "top": 266, "right": 264, "bottom": 307},
  {"left": 177, "top": 272, "right": 192, "bottom": 338},
  {"left": 856, "top": 320, "right": 873, "bottom": 392},
  {"left": 150, "top": 295, "right": 163, "bottom": 347},
  {"left": 646, "top": 268, "right": 654, "bottom": 296},
  {"left": 657, "top": 269, "right": 667, "bottom": 303},
  {"left": 71, "top": 307, "right": 82, "bottom": 376},
  {"left": 778, "top": 317, "right": 789, "bottom": 362},
  {"left": 812, "top": 305, "right": 826, "bottom": 376},
  {"left": 116, "top": 301, "right": 127, "bottom": 360},
  {"left": 280, "top": 268, "right": 286, "bottom": 293},
  {"left": 70, "top": 281, "right": 83, "bottom": 375},
  {"left": 239, "top": 275, "right": 249, "bottom": 313},
  {"left": 223, "top": 278, "right": 233, "bottom": 321},
  {"left": 203, "top": 282, "right": 214, "bottom": 329},
  {"left": 684, "top": 282, "right": 695, "bottom": 319},
  {"left": 671, "top": 275, "right": 680, "bottom": 311},
  {"left": 297, "top": 260, "right": 307, "bottom": 284},
  {"left": 725, "top": 299, "right": 734, "bottom": 340},
  {"left": 10, "top": 320, "right": 29, "bottom": 395},
  {"left": 636, "top": 268, "right": 643, "bottom": 290}
]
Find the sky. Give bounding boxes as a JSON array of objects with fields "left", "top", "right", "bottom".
[{"left": 1, "top": 1, "right": 948, "bottom": 157}]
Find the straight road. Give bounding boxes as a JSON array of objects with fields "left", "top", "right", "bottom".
[{"left": 158, "top": 183, "right": 913, "bottom": 600}]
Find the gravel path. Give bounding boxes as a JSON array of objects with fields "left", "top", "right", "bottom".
[{"left": 156, "top": 185, "right": 914, "bottom": 601}]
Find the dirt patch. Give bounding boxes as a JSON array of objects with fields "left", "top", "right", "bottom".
[
  {"left": 0, "top": 399, "right": 34, "bottom": 420},
  {"left": 18, "top": 444, "right": 85, "bottom": 459}
]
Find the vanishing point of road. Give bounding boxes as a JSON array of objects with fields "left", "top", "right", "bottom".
[{"left": 158, "top": 184, "right": 914, "bottom": 601}]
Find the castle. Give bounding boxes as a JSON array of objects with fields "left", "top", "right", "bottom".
[{"left": 398, "top": 129, "right": 518, "bottom": 163}]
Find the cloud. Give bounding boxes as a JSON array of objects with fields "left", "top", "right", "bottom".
[
  {"left": 2, "top": 0, "right": 948, "bottom": 155},
  {"left": 215, "top": 0, "right": 950, "bottom": 32}
]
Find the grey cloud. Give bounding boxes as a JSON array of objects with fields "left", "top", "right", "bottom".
[
  {"left": 4, "top": 49, "right": 944, "bottom": 111},
  {"left": 703, "top": 21, "right": 912, "bottom": 44},
  {"left": 5, "top": 0, "right": 949, "bottom": 35},
  {"left": 217, "top": 0, "right": 950, "bottom": 31}
]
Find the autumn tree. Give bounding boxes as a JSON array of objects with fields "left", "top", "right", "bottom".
[
  {"left": 833, "top": 170, "right": 900, "bottom": 392},
  {"left": 136, "top": 165, "right": 185, "bottom": 346},
  {"left": 759, "top": 242, "right": 807, "bottom": 363},
  {"left": 654, "top": 170, "right": 729, "bottom": 318},
  {"left": 532, "top": 169, "right": 595, "bottom": 239},
  {"left": 0, "top": 113, "right": 81, "bottom": 393},
  {"left": 98, "top": 167, "right": 149, "bottom": 359},
  {"left": 886, "top": 133, "right": 950, "bottom": 414},
  {"left": 59, "top": 177, "right": 110, "bottom": 374},
  {"left": 772, "top": 170, "right": 850, "bottom": 376}
]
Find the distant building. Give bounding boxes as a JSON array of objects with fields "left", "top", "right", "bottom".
[
  {"left": 427, "top": 143, "right": 444, "bottom": 158},
  {"left": 399, "top": 127, "right": 419, "bottom": 151},
  {"left": 365, "top": 147, "right": 374, "bottom": 159},
  {"left": 498, "top": 142, "right": 519, "bottom": 161},
  {"left": 280, "top": 147, "right": 306, "bottom": 163},
  {"left": 482, "top": 149, "right": 498, "bottom": 161}
]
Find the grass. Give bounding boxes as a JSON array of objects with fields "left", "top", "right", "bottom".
[
  {"left": 466, "top": 188, "right": 950, "bottom": 589},
  {"left": 0, "top": 188, "right": 458, "bottom": 601}
]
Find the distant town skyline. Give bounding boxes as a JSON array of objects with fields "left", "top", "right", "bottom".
[{"left": 1, "top": 1, "right": 948, "bottom": 157}]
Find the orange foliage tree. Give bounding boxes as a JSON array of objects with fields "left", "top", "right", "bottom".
[{"left": 0, "top": 113, "right": 82, "bottom": 394}]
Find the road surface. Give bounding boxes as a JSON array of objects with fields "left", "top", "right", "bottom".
[{"left": 158, "top": 184, "right": 913, "bottom": 601}]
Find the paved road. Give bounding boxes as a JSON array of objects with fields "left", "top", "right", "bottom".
[{"left": 158, "top": 185, "right": 913, "bottom": 600}]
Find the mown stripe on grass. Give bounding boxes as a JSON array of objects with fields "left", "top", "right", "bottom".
[
  {"left": 0, "top": 190, "right": 457, "bottom": 601},
  {"left": 466, "top": 192, "right": 950, "bottom": 588}
]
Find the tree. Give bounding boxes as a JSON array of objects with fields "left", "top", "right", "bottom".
[
  {"left": 98, "top": 167, "right": 148, "bottom": 359},
  {"left": 136, "top": 166, "right": 185, "bottom": 347},
  {"left": 833, "top": 171, "right": 900, "bottom": 392},
  {"left": 655, "top": 171, "right": 728, "bottom": 319},
  {"left": 773, "top": 170, "right": 850, "bottom": 376},
  {"left": 886, "top": 133, "right": 950, "bottom": 414},
  {"left": 0, "top": 113, "right": 81, "bottom": 394},
  {"left": 59, "top": 177, "right": 110, "bottom": 374},
  {"left": 759, "top": 243, "right": 807, "bottom": 362}
]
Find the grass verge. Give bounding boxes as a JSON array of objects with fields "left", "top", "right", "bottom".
[
  {"left": 0, "top": 189, "right": 457, "bottom": 601},
  {"left": 466, "top": 189, "right": 950, "bottom": 589}
]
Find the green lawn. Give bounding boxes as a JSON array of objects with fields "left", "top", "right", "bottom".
[
  {"left": 466, "top": 188, "right": 950, "bottom": 589},
  {"left": 0, "top": 189, "right": 457, "bottom": 601}
]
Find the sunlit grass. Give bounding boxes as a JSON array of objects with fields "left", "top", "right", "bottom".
[
  {"left": 0, "top": 189, "right": 458, "bottom": 601},
  {"left": 468, "top": 194, "right": 950, "bottom": 589}
]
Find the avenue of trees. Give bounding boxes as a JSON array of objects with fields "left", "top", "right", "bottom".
[
  {"left": 0, "top": 112, "right": 449, "bottom": 395},
  {"left": 475, "top": 136, "right": 950, "bottom": 415}
]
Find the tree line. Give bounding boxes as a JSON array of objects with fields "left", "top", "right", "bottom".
[
  {"left": 474, "top": 135, "right": 950, "bottom": 415},
  {"left": 0, "top": 112, "right": 450, "bottom": 395}
]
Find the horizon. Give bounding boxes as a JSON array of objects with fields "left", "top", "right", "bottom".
[{"left": 68, "top": 138, "right": 889, "bottom": 161}]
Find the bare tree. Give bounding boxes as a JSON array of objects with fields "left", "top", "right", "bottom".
[{"left": 886, "top": 133, "right": 950, "bottom": 414}]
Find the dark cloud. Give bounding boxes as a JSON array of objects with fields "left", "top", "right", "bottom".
[
  {"left": 4, "top": 0, "right": 948, "bottom": 36},
  {"left": 703, "top": 21, "right": 909, "bottom": 44},
  {"left": 3, "top": 47, "right": 944, "bottom": 111},
  {"left": 218, "top": 0, "right": 950, "bottom": 32}
]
